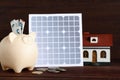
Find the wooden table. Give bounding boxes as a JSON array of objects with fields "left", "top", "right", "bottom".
[{"left": 0, "top": 60, "right": 120, "bottom": 80}]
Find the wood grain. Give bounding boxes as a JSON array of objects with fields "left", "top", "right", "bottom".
[{"left": 0, "top": 60, "right": 120, "bottom": 80}]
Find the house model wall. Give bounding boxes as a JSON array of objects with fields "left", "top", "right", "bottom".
[{"left": 83, "top": 32, "right": 113, "bottom": 65}]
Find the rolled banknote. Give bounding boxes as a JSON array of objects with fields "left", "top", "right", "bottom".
[{"left": 10, "top": 19, "right": 25, "bottom": 34}]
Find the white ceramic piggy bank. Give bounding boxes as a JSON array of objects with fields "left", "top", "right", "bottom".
[{"left": 0, "top": 32, "right": 38, "bottom": 73}]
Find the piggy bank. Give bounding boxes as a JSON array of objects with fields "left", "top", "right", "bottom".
[{"left": 0, "top": 32, "right": 38, "bottom": 73}]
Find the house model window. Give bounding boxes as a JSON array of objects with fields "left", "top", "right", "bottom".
[
  {"left": 100, "top": 51, "right": 106, "bottom": 58},
  {"left": 83, "top": 51, "right": 89, "bottom": 58},
  {"left": 90, "top": 37, "right": 98, "bottom": 43}
]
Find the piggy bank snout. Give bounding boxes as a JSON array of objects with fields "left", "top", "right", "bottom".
[{"left": 22, "top": 36, "right": 34, "bottom": 45}]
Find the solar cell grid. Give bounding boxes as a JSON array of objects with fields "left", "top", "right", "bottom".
[{"left": 29, "top": 14, "right": 83, "bottom": 67}]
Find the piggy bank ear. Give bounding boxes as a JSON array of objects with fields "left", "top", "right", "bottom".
[
  {"left": 29, "top": 32, "right": 36, "bottom": 41},
  {"left": 9, "top": 32, "right": 17, "bottom": 43}
]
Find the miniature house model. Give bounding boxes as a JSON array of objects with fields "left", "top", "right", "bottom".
[{"left": 83, "top": 32, "right": 113, "bottom": 65}]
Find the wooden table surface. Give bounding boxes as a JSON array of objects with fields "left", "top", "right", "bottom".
[{"left": 0, "top": 60, "right": 120, "bottom": 80}]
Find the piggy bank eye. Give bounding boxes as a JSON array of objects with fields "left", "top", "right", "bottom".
[{"left": 22, "top": 36, "right": 33, "bottom": 44}]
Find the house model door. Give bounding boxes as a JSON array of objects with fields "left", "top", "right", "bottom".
[{"left": 92, "top": 50, "right": 97, "bottom": 63}]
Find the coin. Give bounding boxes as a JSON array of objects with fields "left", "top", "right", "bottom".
[
  {"left": 47, "top": 69, "right": 60, "bottom": 73},
  {"left": 32, "top": 71, "right": 43, "bottom": 75},
  {"left": 36, "top": 68, "right": 48, "bottom": 72},
  {"left": 56, "top": 67, "right": 66, "bottom": 72}
]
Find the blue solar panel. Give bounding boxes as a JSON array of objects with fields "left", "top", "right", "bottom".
[{"left": 29, "top": 14, "right": 83, "bottom": 67}]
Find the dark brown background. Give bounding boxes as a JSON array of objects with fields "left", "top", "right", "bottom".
[{"left": 0, "top": 0, "right": 120, "bottom": 61}]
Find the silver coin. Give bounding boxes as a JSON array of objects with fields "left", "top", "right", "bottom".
[
  {"left": 56, "top": 68, "right": 66, "bottom": 72},
  {"left": 47, "top": 69, "right": 60, "bottom": 73},
  {"left": 32, "top": 71, "right": 43, "bottom": 75},
  {"left": 36, "top": 68, "right": 48, "bottom": 72}
]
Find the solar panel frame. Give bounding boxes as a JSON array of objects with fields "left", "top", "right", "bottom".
[{"left": 29, "top": 13, "right": 83, "bottom": 67}]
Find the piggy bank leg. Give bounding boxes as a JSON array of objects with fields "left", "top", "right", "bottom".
[
  {"left": 13, "top": 67, "right": 23, "bottom": 73},
  {"left": 1, "top": 64, "right": 6, "bottom": 71},
  {"left": 28, "top": 66, "right": 34, "bottom": 71},
  {"left": 1, "top": 64, "right": 9, "bottom": 71}
]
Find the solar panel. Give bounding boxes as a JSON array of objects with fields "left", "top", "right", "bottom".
[{"left": 29, "top": 14, "right": 83, "bottom": 67}]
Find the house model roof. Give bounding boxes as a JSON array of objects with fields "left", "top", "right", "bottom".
[{"left": 83, "top": 32, "right": 113, "bottom": 47}]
